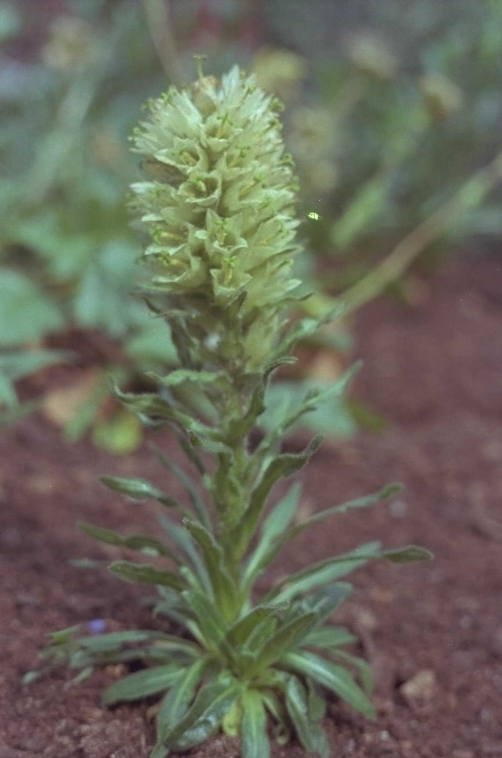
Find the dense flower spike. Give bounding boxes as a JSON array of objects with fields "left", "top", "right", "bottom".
[{"left": 129, "top": 66, "right": 302, "bottom": 371}]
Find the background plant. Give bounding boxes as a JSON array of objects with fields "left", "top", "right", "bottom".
[
  {"left": 2, "top": 0, "right": 501, "bottom": 446},
  {"left": 29, "top": 65, "right": 432, "bottom": 758}
]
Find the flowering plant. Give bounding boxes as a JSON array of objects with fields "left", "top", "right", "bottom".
[{"left": 36, "top": 66, "right": 430, "bottom": 757}]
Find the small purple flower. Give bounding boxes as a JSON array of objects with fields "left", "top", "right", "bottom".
[{"left": 86, "top": 619, "right": 106, "bottom": 635}]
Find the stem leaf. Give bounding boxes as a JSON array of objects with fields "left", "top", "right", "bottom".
[{"left": 109, "top": 560, "right": 185, "bottom": 591}]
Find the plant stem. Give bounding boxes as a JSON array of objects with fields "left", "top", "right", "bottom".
[{"left": 337, "top": 150, "right": 502, "bottom": 318}]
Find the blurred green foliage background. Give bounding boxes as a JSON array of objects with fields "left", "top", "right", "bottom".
[{"left": 1, "top": 0, "right": 501, "bottom": 443}]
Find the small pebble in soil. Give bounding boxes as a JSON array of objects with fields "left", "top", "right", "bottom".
[{"left": 400, "top": 669, "right": 437, "bottom": 703}]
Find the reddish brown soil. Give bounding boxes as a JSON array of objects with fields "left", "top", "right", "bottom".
[{"left": 1, "top": 257, "right": 501, "bottom": 758}]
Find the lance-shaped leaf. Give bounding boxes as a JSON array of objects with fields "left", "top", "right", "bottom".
[
  {"left": 154, "top": 656, "right": 213, "bottom": 756},
  {"left": 279, "top": 362, "right": 362, "bottom": 437},
  {"left": 181, "top": 590, "right": 229, "bottom": 651},
  {"left": 264, "top": 542, "right": 381, "bottom": 604},
  {"left": 251, "top": 484, "right": 401, "bottom": 580},
  {"left": 302, "top": 625, "right": 357, "bottom": 651},
  {"left": 243, "top": 483, "right": 301, "bottom": 585},
  {"left": 300, "top": 583, "right": 353, "bottom": 627},
  {"left": 282, "top": 650, "right": 375, "bottom": 719},
  {"left": 76, "top": 630, "right": 172, "bottom": 653},
  {"left": 241, "top": 690, "right": 270, "bottom": 758},
  {"left": 331, "top": 649, "right": 374, "bottom": 694},
  {"left": 183, "top": 519, "right": 239, "bottom": 618},
  {"left": 112, "top": 381, "right": 179, "bottom": 422},
  {"left": 100, "top": 475, "right": 182, "bottom": 509},
  {"left": 151, "top": 443, "right": 212, "bottom": 530},
  {"left": 236, "top": 436, "right": 322, "bottom": 555},
  {"left": 150, "top": 368, "right": 227, "bottom": 389},
  {"left": 158, "top": 514, "right": 211, "bottom": 593},
  {"left": 261, "top": 690, "right": 291, "bottom": 746},
  {"left": 113, "top": 379, "right": 219, "bottom": 445},
  {"left": 284, "top": 675, "right": 329, "bottom": 758},
  {"left": 102, "top": 663, "right": 183, "bottom": 705},
  {"left": 77, "top": 522, "right": 180, "bottom": 562},
  {"left": 247, "top": 611, "right": 318, "bottom": 677},
  {"left": 277, "top": 302, "right": 347, "bottom": 358},
  {"left": 164, "top": 676, "right": 242, "bottom": 752},
  {"left": 223, "top": 605, "right": 283, "bottom": 650},
  {"left": 383, "top": 545, "right": 433, "bottom": 563},
  {"left": 109, "top": 560, "right": 185, "bottom": 591}
]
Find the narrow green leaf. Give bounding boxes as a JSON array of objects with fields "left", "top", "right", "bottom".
[
  {"left": 383, "top": 545, "right": 433, "bottom": 563},
  {"left": 165, "top": 677, "right": 241, "bottom": 752},
  {"left": 261, "top": 690, "right": 291, "bottom": 745},
  {"left": 102, "top": 664, "right": 182, "bottom": 705},
  {"left": 151, "top": 368, "right": 226, "bottom": 388},
  {"left": 282, "top": 651, "right": 375, "bottom": 719},
  {"left": 280, "top": 302, "right": 347, "bottom": 355},
  {"left": 224, "top": 606, "right": 281, "bottom": 650},
  {"left": 155, "top": 657, "right": 212, "bottom": 747},
  {"left": 77, "top": 630, "right": 155, "bottom": 652},
  {"left": 266, "top": 542, "right": 381, "bottom": 604},
  {"left": 300, "top": 583, "right": 353, "bottom": 626},
  {"left": 331, "top": 650, "right": 374, "bottom": 695},
  {"left": 238, "top": 436, "right": 322, "bottom": 553},
  {"left": 109, "top": 560, "right": 185, "bottom": 591},
  {"left": 245, "top": 615, "right": 280, "bottom": 656},
  {"left": 306, "top": 679, "right": 327, "bottom": 722},
  {"left": 251, "top": 612, "right": 318, "bottom": 675},
  {"left": 100, "top": 475, "right": 181, "bottom": 509},
  {"left": 244, "top": 483, "right": 301, "bottom": 583},
  {"left": 176, "top": 431, "right": 206, "bottom": 475},
  {"left": 151, "top": 444, "right": 212, "bottom": 530},
  {"left": 242, "top": 690, "right": 270, "bottom": 758},
  {"left": 284, "top": 675, "right": 329, "bottom": 758},
  {"left": 257, "top": 484, "right": 400, "bottom": 576},
  {"left": 77, "top": 521, "right": 178, "bottom": 562},
  {"left": 112, "top": 382, "right": 178, "bottom": 422},
  {"left": 47, "top": 625, "right": 81, "bottom": 644},
  {"left": 303, "top": 625, "right": 357, "bottom": 651},
  {"left": 182, "top": 590, "right": 228, "bottom": 650},
  {"left": 158, "top": 514, "right": 211, "bottom": 593},
  {"left": 183, "top": 519, "right": 238, "bottom": 618}
]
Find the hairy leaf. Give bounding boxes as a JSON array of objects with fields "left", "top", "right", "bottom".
[
  {"left": 77, "top": 521, "right": 178, "bottom": 562},
  {"left": 151, "top": 444, "right": 212, "bottom": 530},
  {"left": 237, "top": 436, "right": 322, "bottom": 554},
  {"left": 102, "top": 663, "right": 182, "bottom": 705},
  {"left": 165, "top": 676, "right": 241, "bottom": 752},
  {"left": 242, "top": 690, "right": 270, "bottom": 758},
  {"left": 255, "top": 484, "right": 400, "bottom": 577},
  {"left": 183, "top": 519, "right": 238, "bottom": 618},
  {"left": 109, "top": 560, "right": 185, "bottom": 591},
  {"left": 100, "top": 475, "right": 181, "bottom": 509},
  {"left": 154, "top": 657, "right": 213, "bottom": 752},
  {"left": 244, "top": 483, "right": 301, "bottom": 584},
  {"left": 265, "top": 542, "right": 381, "bottom": 604},
  {"left": 284, "top": 675, "right": 329, "bottom": 758},
  {"left": 282, "top": 650, "right": 375, "bottom": 719},
  {"left": 383, "top": 545, "right": 433, "bottom": 563}
]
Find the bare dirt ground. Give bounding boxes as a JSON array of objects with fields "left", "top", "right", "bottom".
[{"left": 1, "top": 257, "right": 501, "bottom": 758}]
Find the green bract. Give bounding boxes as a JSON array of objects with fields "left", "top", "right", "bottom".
[{"left": 32, "top": 66, "right": 431, "bottom": 758}]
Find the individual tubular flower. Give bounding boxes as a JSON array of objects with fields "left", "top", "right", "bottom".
[{"left": 129, "top": 66, "right": 303, "bottom": 372}]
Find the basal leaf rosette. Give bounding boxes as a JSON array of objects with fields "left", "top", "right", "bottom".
[{"left": 129, "top": 66, "right": 302, "bottom": 371}]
